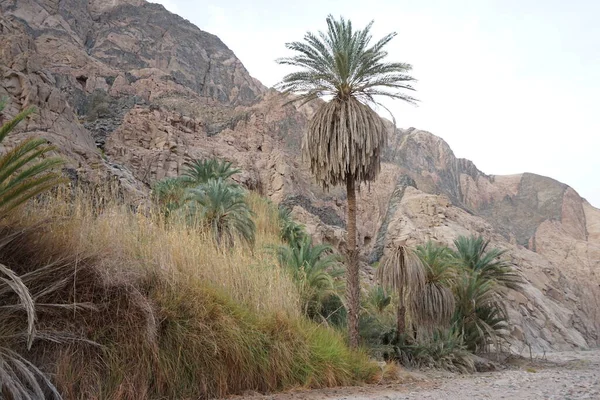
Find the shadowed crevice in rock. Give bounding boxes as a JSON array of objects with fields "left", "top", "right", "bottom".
[
  {"left": 368, "top": 175, "right": 417, "bottom": 264},
  {"left": 281, "top": 194, "right": 345, "bottom": 228}
]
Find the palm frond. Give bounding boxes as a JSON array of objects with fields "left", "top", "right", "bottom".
[{"left": 182, "top": 158, "right": 241, "bottom": 185}]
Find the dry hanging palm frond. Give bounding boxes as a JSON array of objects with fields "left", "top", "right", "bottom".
[
  {"left": 304, "top": 97, "right": 387, "bottom": 190},
  {"left": 377, "top": 243, "right": 425, "bottom": 296},
  {"left": 413, "top": 282, "right": 455, "bottom": 329}
]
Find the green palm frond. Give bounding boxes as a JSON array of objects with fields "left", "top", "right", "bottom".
[
  {"left": 277, "top": 236, "right": 342, "bottom": 319},
  {"left": 0, "top": 104, "right": 64, "bottom": 398},
  {"left": 151, "top": 176, "right": 189, "bottom": 213},
  {"left": 277, "top": 15, "right": 417, "bottom": 106},
  {"left": 182, "top": 158, "right": 241, "bottom": 185},
  {"left": 451, "top": 272, "right": 509, "bottom": 352},
  {"left": 183, "top": 178, "right": 255, "bottom": 247},
  {"left": 0, "top": 105, "right": 65, "bottom": 218},
  {"left": 451, "top": 235, "right": 523, "bottom": 291}
]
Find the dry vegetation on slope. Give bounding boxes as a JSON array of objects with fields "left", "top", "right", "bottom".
[{"left": 1, "top": 187, "right": 376, "bottom": 399}]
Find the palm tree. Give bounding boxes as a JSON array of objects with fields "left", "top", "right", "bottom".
[
  {"left": 377, "top": 242, "right": 425, "bottom": 340},
  {"left": 277, "top": 15, "right": 417, "bottom": 347},
  {"left": 451, "top": 273, "right": 509, "bottom": 352},
  {"left": 414, "top": 241, "right": 456, "bottom": 330},
  {"left": 184, "top": 179, "right": 255, "bottom": 247},
  {"left": 182, "top": 158, "right": 240, "bottom": 186},
  {"left": 276, "top": 236, "right": 343, "bottom": 320},
  {"left": 449, "top": 235, "right": 521, "bottom": 351}
]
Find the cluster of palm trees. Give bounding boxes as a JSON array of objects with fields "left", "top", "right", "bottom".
[
  {"left": 377, "top": 236, "right": 522, "bottom": 353},
  {"left": 152, "top": 159, "right": 256, "bottom": 247}
]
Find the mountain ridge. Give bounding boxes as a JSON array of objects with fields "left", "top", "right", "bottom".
[{"left": 1, "top": 0, "right": 598, "bottom": 351}]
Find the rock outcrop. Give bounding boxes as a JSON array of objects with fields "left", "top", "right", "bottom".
[{"left": 1, "top": 0, "right": 598, "bottom": 352}]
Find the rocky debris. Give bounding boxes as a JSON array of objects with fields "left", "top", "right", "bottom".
[{"left": 1, "top": 0, "right": 598, "bottom": 352}]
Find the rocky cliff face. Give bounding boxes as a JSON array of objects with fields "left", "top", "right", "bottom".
[{"left": 1, "top": 0, "right": 598, "bottom": 352}]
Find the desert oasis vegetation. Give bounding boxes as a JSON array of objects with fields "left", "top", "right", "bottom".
[{"left": 0, "top": 0, "right": 599, "bottom": 399}]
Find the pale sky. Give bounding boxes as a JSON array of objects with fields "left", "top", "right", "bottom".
[{"left": 152, "top": 0, "right": 599, "bottom": 207}]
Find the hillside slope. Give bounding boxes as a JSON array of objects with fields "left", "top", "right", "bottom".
[{"left": 1, "top": 0, "right": 598, "bottom": 351}]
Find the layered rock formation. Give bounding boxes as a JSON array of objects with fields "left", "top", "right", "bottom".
[{"left": 1, "top": 0, "right": 598, "bottom": 352}]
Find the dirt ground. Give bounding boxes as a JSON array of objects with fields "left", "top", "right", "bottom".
[{"left": 236, "top": 350, "right": 600, "bottom": 400}]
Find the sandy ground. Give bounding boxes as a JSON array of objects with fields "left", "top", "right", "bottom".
[{"left": 237, "top": 350, "right": 600, "bottom": 400}]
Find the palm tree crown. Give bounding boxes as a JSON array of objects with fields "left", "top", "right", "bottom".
[{"left": 277, "top": 15, "right": 416, "bottom": 189}]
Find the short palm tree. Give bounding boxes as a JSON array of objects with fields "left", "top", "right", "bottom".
[
  {"left": 377, "top": 242, "right": 425, "bottom": 339},
  {"left": 151, "top": 176, "right": 188, "bottom": 213},
  {"left": 277, "top": 206, "right": 307, "bottom": 247},
  {"left": 182, "top": 158, "right": 240, "bottom": 186},
  {"left": 449, "top": 235, "right": 521, "bottom": 351},
  {"left": 184, "top": 179, "right": 255, "bottom": 247},
  {"left": 414, "top": 241, "right": 456, "bottom": 329},
  {"left": 277, "top": 15, "right": 417, "bottom": 347},
  {"left": 451, "top": 273, "right": 509, "bottom": 352},
  {"left": 277, "top": 236, "right": 342, "bottom": 320}
]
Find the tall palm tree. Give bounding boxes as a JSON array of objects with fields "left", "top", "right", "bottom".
[
  {"left": 377, "top": 242, "right": 425, "bottom": 339},
  {"left": 414, "top": 241, "right": 456, "bottom": 330},
  {"left": 184, "top": 179, "right": 255, "bottom": 247},
  {"left": 277, "top": 15, "right": 417, "bottom": 347}
]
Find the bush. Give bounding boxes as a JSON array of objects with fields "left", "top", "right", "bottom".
[{"left": 388, "top": 328, "right": 475, "bottom": 373}]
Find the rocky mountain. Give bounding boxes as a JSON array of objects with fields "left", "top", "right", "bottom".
[{"left": 1, "top": 0, "right": 598, "bottom": 352}]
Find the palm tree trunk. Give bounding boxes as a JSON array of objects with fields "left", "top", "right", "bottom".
[
  {"left": 396, "top": 304, "right": 406, "bottom": 339},
  {"left": 345, "top": 175, "right": 360, "bottom": 348}
]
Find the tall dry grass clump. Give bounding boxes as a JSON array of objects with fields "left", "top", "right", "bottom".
[{"left": 2, "top": 186, "right": 375, "bottom": 399}]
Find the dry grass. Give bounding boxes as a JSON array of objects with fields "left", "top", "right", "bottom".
[{"left": 0, "top": 186, "right": 376, "bottom": 399}]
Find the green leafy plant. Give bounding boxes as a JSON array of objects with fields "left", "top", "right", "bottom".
[
  {"left": 277, "top": 15, "right": 417, "bottom": 347},
  {"left": 0, "top": 104, "right": 64, "bottom": 218},
  {"left": 277, "top": 236, "right": 343, "bottom": 320},
  {"left": 449, "top": 235, "right": 521, "bottom": 351},
  {"left": 182, "top": 158, "right": 240, "bottom": 186},
  {"left": 183, "top": 178, "right": 255, "bottom": 247},
  {"left": 389, "top": 327, "right": 474, "bottom": 373},
  {"left": 151, "top": 176, "right": 188, "bottom": 213},
  {"left": 277, "top": 206, "right": 307, "bottom": 247}
]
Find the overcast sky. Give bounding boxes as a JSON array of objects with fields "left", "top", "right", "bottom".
[{"left": 151, "top": 0, "right": 599, "bottom": 207}]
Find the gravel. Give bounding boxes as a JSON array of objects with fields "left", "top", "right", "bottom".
[{"left": 240, "top": 350, "right": 600, "bottom": 400}]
